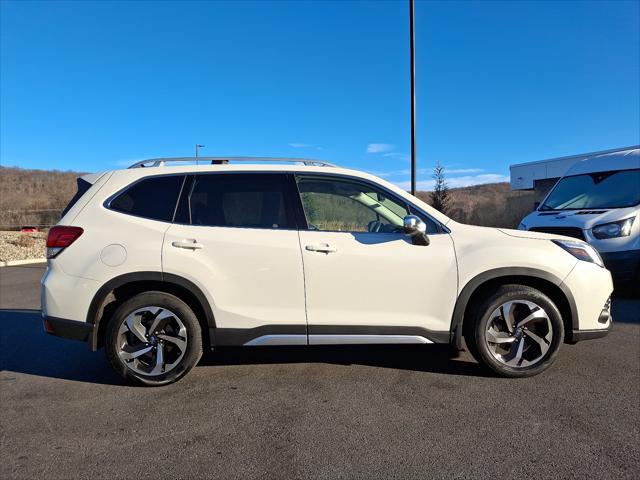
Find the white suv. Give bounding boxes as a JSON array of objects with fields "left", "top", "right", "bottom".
[{"left": 42, "top": 157, "right": 613, "bottom": 386}]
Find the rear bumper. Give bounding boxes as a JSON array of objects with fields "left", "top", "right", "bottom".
[
  {"left": 600, "top": 249, "right": 640, "bottom": 284},
  {"left": 43, "top": 315, "right": 95, "bottom": 343},
  {"left": 41, "top": 262, "right": 101, "bottom": 324}
]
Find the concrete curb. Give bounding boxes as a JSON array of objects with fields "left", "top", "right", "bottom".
[{"left": 0, "top": 258, "right": 47, "bottom": 267}]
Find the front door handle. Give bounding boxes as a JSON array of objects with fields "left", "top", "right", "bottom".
[
  {"left": 305, "top": 244, "right": 337, "bottom": 254},
  {"left": 172, "top": 239, "right": 204, "bottom": 250}
]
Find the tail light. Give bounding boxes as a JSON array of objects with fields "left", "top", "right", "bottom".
[{"left": 46, "top": 226, "right": 84, "bottom": 258}]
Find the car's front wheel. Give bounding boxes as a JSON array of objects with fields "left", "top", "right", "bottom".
[
  {"left": 105, "top": 291, "right": 203, "bottom": 386},
  {"left": 464, "top": 284, "right": 564, "bottom": 378}
]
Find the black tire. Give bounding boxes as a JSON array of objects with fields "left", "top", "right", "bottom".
[
  {"left": 463, "top": 284, "right": 564, "bottom": 378},
  {"left": 105, "top": 291, "right": 203, "bottom": 386}
]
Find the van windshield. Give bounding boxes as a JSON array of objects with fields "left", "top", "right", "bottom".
[{"left": 540, "top": 169, "right": 640, "bottom": 211}]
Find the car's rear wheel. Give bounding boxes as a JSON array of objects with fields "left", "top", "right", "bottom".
[
  {"left": 464, "top": 284, "right": 564, "bottom": 378},
  {"left": 105, "top": 291, "right": 203, "bottom": 386}
]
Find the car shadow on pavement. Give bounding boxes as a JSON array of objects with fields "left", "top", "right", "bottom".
[
  {"left": 200, "top": 344, "right": 487, "bottom": 377},
  {"left": 0, "top": 309, "right": 124, "bottom": 385},
  {"left": 0, "top": 309, "right": 488, "bottom": 385}
]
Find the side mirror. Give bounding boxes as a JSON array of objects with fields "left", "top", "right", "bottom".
[
  {"left": 403, "top": 215, "right": 430, "bottom": 246},
  {"left": 534, "top": 201, "right": 540, "bottom": 210}
]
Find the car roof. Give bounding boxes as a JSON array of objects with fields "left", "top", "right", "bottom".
[
  {"left": 564, "top": 148, "right": 639, "bottom": 176},
  {"left": 112, "top": 162, "right": 393, "bottom": 187},
  {"left": 102, "top": 158, "right": 453, "bottom": 227},
  {"left": 128, "top": 157, "right": 336, "bottom": 169}
]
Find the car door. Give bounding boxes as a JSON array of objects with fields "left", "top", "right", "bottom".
[
  {"left": 162, "top": 172, "right": 307, "bottom": 345},
  {"left": 295, "top": 173, "right": 458, "bottom": 343}
]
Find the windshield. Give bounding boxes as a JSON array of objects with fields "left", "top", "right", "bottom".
[{"left": 540, "top": 169, "right": 640, "bottom": 211}]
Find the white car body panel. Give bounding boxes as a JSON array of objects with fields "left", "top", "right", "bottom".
[
  {"left": 163, "top": 224, "right": 307, "bottom": 330},
  {"left": 299, "top": 230, "right": 458, "bottom": 332},
  {"left": 562, "top": 260, "right": 613, "bottom": 331},
  {"left": 448, "top": 223, "right": 579, "bottom": 290},
  {"left": 41, "top": 261, "right": 100, "bottom": 323}
]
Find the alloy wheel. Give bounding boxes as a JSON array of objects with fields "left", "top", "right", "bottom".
[
  {"left": 484, "top": 300, "right": 553, "bottom": 368},
  {"left": 116, "top": 306, "right": 188, "bottom": 376}
]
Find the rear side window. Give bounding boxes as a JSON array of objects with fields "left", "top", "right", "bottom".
[
  {"left": 109, "top": 175, "right": 185, "bottom": 222},
  {"left": 185, "top": 173, "right": 295, "bottom": 229}
]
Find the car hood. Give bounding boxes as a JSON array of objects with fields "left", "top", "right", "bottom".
[
  {"left": 497, "top": 228, "right": 566, "bottom": 241},
  {"left": 521, "top": 206, "right": 639, "bottom": 230},
  {"left": 448, "top": 221, "right": 567, "bottom": 241}
]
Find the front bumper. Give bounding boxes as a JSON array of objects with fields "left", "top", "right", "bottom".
[
  {"left": 567, "top": 296, "right": 613, "bottom": 343},
  {"left": 600, "top": 249, "right": 640, "bottom": 284},
  {"left": 571, "top": 326, "right": 611, "bottom": 342},
  {"left": 43, "top": 315, "right": 95, "bottom": 343}
]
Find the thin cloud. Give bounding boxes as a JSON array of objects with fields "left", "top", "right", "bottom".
[
  {"left": 376, "top": 168, "right": 424, "bottom": 177},
  {"left": 382, "top": 152, "right": 410, "bottom": 161},
  {"left": 446, "top": 168, "right": 484, "bottom": 174},
  {"left": 367, "top": 143, "right": 394, "bottom": 154},
  {"left": 289, "top": 143, "right": 323, "bottom": 151},
  {"left": 375, "top": 167, "right": 484, "bottom": 178}
]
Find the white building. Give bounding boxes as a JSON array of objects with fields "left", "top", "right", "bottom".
[{"left": 510, "top": 145, "right": 639, "bottom": 201}]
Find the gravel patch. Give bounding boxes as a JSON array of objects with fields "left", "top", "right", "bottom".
[{"left": 0, "top": 231, "right": 46, "bottom": 262}]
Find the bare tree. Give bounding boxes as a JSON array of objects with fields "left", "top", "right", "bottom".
[{"left": 430, "top": 162, "right": 451, "bottom": 215}]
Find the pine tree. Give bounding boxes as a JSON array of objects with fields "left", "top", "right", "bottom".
[{"left": 430, "top": 162, "right": 451, "bottom": 215}]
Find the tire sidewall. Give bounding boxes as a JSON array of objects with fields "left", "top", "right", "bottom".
[
  {"left": 105, "top": 291, "right": 203, "bottom": 386},
  {"left": 473, "top": 287, "right": 564, "bottom": 378}
]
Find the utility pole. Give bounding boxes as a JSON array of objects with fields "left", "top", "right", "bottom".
[{"left": 409, "top": 0, "right": 417, "bottom": 195}]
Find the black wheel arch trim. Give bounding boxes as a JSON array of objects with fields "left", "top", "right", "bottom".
[
  {"left": 86, "top": 271, "right": 216, "bottom": 351},
  {"left": 450, "top": 267, "right": 579, "bottom": 348}
]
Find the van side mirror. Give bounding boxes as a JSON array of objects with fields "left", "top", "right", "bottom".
[{"left": 403, "top": 215, "right": 430, "bottom": 246}]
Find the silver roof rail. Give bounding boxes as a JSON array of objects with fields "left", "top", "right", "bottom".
[{"left": 128, "top": 157, "right": 337, "bottom": 169}]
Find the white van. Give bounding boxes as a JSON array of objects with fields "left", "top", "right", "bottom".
[{"left": 518, "top": 148, "right": 640, "bottom": 290}]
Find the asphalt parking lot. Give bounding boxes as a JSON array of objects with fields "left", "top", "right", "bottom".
[{"left": 1, "top": 264, "right": 638, "bottom": 479}]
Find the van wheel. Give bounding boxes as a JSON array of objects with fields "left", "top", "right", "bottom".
[
  {"left": 463, "top": 285, "right": 564, "bottom": 378},
  {"left": 105, "top": 291, "right": 203, "bottom": 386}
]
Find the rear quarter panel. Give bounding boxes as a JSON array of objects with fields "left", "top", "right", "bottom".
[{"left": 53, "top": 169, "right": 168, "bottom": 282}]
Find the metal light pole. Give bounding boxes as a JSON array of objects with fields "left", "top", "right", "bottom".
[
  {"left": 409, "top": 0, "right": 417, "bottom": 195},
  {"left": 195, "top": 144, "right": 205, "bottom": 158}
]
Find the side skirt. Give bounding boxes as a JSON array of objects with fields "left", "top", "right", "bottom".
[
  {"left": 308, "top": 335, "right": 432, "bottom": 345},
  {"left": 211, "top": 325, "right": 450, "bottom": 347}
]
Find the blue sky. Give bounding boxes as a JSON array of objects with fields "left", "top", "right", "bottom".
[{"left": 1, "top": 0, "right": 638, "bottom": 189}]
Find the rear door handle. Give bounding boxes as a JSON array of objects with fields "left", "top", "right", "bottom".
[
  {"left": 171, "top": 239, "right": 204, "bottom": 250},
  {"left": 305, "top": 244, "right": 337, "bottom": 254}
]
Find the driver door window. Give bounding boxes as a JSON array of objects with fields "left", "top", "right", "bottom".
[{"left": 296, "top": 175, "right": 409, "bottom": 233}]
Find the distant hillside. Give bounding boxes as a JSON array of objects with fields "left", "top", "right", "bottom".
[
  {"left": 0, "top": 166, "right": 535, "bottom": 230},
  {"left": 417, "top": 183, "right": 535, "bottom": 229},
  {"left": 0, "top": 166, "right": 85, "bottom": 229}
]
